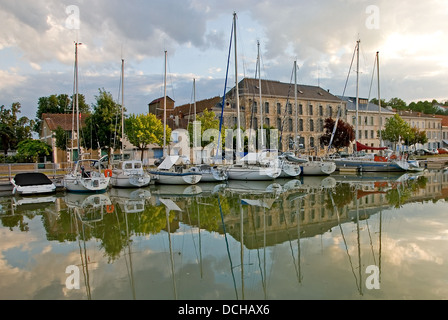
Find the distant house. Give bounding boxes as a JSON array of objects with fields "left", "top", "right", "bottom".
[
  {"left": 148, "top": 96, "right": 175, "bottom": 119},
  {"left": 39, "top": 113, "right": 90, "bottom": 165}
]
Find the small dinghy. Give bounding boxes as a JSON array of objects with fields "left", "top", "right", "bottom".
[{"left": 11, "top": 172, "right": 57, "bottom": 195}]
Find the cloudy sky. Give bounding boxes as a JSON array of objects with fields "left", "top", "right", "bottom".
[{"left": 1, "top": 0, "right": 448, "bottom": 121}]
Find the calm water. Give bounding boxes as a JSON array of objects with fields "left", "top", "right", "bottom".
[{"left": 1, "top": 169, "right": 448, "bottom": 300}]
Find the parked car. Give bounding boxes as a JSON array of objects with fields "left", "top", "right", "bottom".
[
  {"left": 415, "top": 149, "right": 436, "bottom": 156},
  {"left": 437, "top": 148, "right": 448, "bottom": 154}
]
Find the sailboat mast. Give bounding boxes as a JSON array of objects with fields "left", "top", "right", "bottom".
[
  {"left": 121, "top": 58, "right": 124, "bottom": 157},
  {"left": 258, "top": 41, "right": 264, "bottom": 150},
  {"left": 75, "top": 42, "right": 81, "bottom": 160},
  {"left": 377, "top": 51, "right": 383, "bottom": 146},
  {"left": 355, "top": 39, "right": 360, "bottom": 153},
  {"left": 233, "top": 12, "right": 242, "bottom": 160},
  {"left": 294, "top": 60, "right": 298, "bottom": 152},
  {"left": 194, "top": 78, "right": 197, "bottom": 122},
  {"left": 163, "top": 50, "right": 167, "bottom": 158}
]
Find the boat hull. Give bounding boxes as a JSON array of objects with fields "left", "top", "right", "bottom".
[
  {"left": 64, "top": 174, "right": 110, "bottom": 193},
  {"left": 301, "top": 161, "right": 337, "bottom": 176},
  {"left": 227, "top": 165, "right": 281, "bottom": 181},
  {"left": 333, "top": 159, "right": 409, "bottom": 172},
  {"left": 150, "top": 171, "right": 202, "bottom": 185},
  {"left": 11, "top": 173, "right": 57, "bottom": 195},
  {"left": 110, "top": 171, "right": 151, "bottom": 188}
]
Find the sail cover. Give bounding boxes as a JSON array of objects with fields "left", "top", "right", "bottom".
[{"left": 356, "top": 141, "right": 388, "bottom": 152}]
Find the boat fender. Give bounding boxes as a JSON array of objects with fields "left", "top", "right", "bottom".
[
  {"left": 104, "top": 169, "right": 113, "bottom": 178},
  {"left": 106, "top": 204, "right": 114, "bottom": 213}
]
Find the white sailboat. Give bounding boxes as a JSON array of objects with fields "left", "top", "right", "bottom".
[
  {"left": 64, "top": 42, "right": 110, "bottom": 193},
  {"left": 226, "top": 15, "right": 281, "bottom": 181},
  {"left": 286, "top": 60, "right": 336, "bottom": 176},
  {"left": 110, "top": 59, "right": 151, "bottom": 188},
  {"left": 190, "top": 78, "right": 228, "bottom": 182},
  {"left": 149, "top": 51, "right": 202, "bottom": 185},
  {"left": 330, "top": 43, "right": 409, "bottom": 173}
]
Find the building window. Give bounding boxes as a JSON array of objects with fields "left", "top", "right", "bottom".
[
  {"left": 253, "top": 101, "right": 257, "bottom": 114},
  {"left": 371, "top": 130, "right": 374, "bottom": 139},
  {"left": 299, "top": 119, "right": 303, "bottom": 131},
  {"left": 288, "top": 103, "right": 293, "bottom": 115},
  {"left": 299, "top": 137, "right": 305, "bottom": 149},
  {"left": 277, "top": 103, "right": 281, "bottom": 114},
  {"left": 309, "top": 105, "right": 313, "bottom": 116},
  {"left": 265, "top": 117, "right": 270, "bottom": 126},
  {"left": 329, "top": 106, "right": 333, "bottom": 117},
  {"left": 319, "top": 119, "right": 324, "bottom": 132},
  {"left": 253, "top": 117, "right": 258, "bottom": 130},
  {"left": 299, "top": 104, "right": 303, "bottom": 115},
  {"left": 310, "top": 137, "right": 315, "bottom": 148},
  {"left": 265, "top": 102, "right": 270, "bottom": 114},
  {"left": 319, "top": 105, "right": 323, "bottom": 116},
  {"left": 289, "top": 118, "right": 293, "bottom": 132},
  {"left": 277, "top": 118, "right": 282, "bottom": 130},
  {"left": 310, "top": 119, "right": 314, "bottom": 132}
]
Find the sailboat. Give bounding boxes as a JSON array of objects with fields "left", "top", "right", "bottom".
[
  {"left": 149, "top": 51, "right": 202, "bottom": 185},
  {"left": 330, "top": 41, "right": 409, "bottom": 173},
  {"left": 64, "top": 42, "right": 111, "bottom": 193},
  {"left": 226, "top": 15, "right": 281, "bottom": 181},
  {"left": 282, "top": 61, "right": 336, "bottom": 176},
  {"left": 110, "top": 59, "right": 151, "bottom": 188},
  {"left": 190, "top": 78, "right": 228, "bottom": 182}
]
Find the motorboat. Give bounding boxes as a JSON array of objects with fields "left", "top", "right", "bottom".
[
  {"left": 11, "top": 172, "right": 56, "bottom": 195},
  {"left": 149, "top": 155, "right": 202, "bottom": 185},
  {"left": 110, "top": 160, "right": 151, "bottom": 188}
]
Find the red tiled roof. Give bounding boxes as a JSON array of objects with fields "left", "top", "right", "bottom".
[
  {"left": 435, "top": 115, "right": 448, "bottom": 127},
  {"left": 42, "top": 113, "right": 88, "bottom": 131}
]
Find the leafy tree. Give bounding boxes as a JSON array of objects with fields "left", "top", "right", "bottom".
[
  {"left": 126, "top": 113, "right": 171, "bottom": 161},
  {"left": 54, "top": 126, "right": 68, "bottom": 151},
  {"left": 82, "top": 89, "right": 123, "bottom": 160},
  {"left": 0, "top": 103, "right": 34, "bottom": 155},
  {"left": 16, "top": 139, "right": 52, "bottom": 163},
  {"left": 319, "top": 117, "right": 355, "bottom": 152},
  {"left": 378, "top": 114, "right": 411, "bottom": 149},
  {"left": 187, "top": 109, "right": 224, "bottom": 148},
  {"left": 387, "top": 97, "right": 407, "bottom": 111}
]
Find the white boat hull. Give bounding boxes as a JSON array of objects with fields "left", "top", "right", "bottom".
[
  {"left": 278, "top": 160, "right": 302, "bottom": 178},
  {"left": 64, "top": 173, "right": 110, "bottom": 193},
  {"left": 11, "top": 173, "right": 57, "bottom": 195},
  {"left": 150, "top": 171, "right": 202, "bottom": 185},
  {"left": 227, "top": 165, "right": 281, "bottom": 181},
  {"left": 13, "top": 184, "right": 56, "bottom": 195},
  {"left": 110, "top": 171, "right": 151, "bottom": 188},
  {"left": 301, "top": 161, "right": 337, "bottom": 176}
]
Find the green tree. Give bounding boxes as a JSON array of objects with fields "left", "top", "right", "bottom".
[
  {"left": 16, "top": 139, "right": 52, "bottom": 163},
  {"left": 54, "top": 126, "right": 68, "bottom": 151},
  {"left": 379, "top": 114, "right": 411, "bottom": 149},
  {"left": 187, "top": 109, "right": 224, "bottom": 148},
  {"left": 0, "top": 103, "right": 34, "bottom": 155},
  {"left": 82, "top": 89, "right": 123, "bottom": 160},
  {"left": 387, "top": 97, "right": 407, "bottom": 111},
  {"left": 126, "top": 113, "right": 171, "bottom": 161}
]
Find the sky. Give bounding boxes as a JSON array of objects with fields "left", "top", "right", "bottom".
[{"left": 1, "top": 0, "right": 448, "bottom": 122}]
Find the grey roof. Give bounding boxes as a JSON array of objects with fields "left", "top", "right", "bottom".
[
  {"left": 231, "top": 78, "right": 343, "bottom": 103},
  {"left": 338, "top": 96, "right": 395, "bottom": 114}
]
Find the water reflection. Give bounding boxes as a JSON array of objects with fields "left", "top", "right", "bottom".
[{"left": 0, "top": 170, "right": 447, "bottom": 299}]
